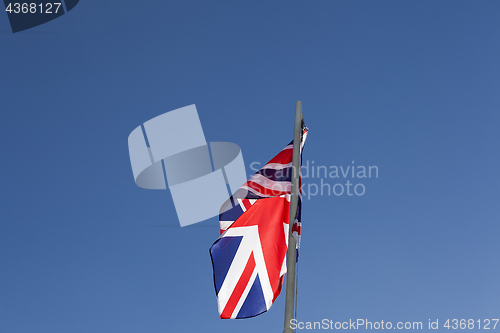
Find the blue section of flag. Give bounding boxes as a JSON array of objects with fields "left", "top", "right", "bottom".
[
  {"left": 235, "top": 274, "right": 267, "bottom": 319},
  {"left": 296, "top": 199, "right": 301, "bottom": 220},
  {"left": 210, "top": 236, "right": 243, "bottom": 293},
  {"left": 256, "top": 167, "right": 292, "bottom": 182},
  {"left": 219, "top": 203, "right": 244, "bottom": 223}
]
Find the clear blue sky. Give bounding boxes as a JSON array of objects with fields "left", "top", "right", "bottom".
[{"left": 1, "top": 1, "right": 499, "bottom": 332}]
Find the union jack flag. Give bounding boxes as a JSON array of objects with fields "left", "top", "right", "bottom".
[{"left": 210, "top": 127, "right": 308, "bottom": 319}]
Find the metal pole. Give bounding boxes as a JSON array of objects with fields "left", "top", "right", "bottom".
[{"left": 283, "top": 101, "right": 303, "bottom": 333}]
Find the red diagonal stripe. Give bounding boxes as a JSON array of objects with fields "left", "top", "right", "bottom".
[
  {"left": 220, "top": 252, "right": 256, "bottom": 319},
  {"left": 266, "top": 148, "right": 293, "bottom": 165},
  {"left": 240, "top": 199, "right": 253, "bottom": 211}
]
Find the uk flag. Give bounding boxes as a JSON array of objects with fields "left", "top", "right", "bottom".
[{"left": 209, "top": 128, "right": 308, "bottom": 319}]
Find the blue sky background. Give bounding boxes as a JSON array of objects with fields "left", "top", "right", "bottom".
[{"left": 1, "top": 1, "right": 500, "bottom": 332}]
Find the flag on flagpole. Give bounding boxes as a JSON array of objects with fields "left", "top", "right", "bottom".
[{"left": 210, "top": 127, "right": 308, "bottom": 319}]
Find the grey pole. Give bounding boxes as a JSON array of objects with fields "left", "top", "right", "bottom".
[{"left": 283, "top": 101, "right": 303, "bottom": 333}]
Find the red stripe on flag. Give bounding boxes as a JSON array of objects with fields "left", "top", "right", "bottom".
[
  {"left": 266, "top": 148, "right": 293, "bottom": 165},
  {"left": 220, "top": 252, "right": 256, "bottom": 319},
  {"left": 245, "top": 181, "right": 289, "bottom": 197},
  {"left": 241, "top": 199, "right": 253, "bottom": 211}
]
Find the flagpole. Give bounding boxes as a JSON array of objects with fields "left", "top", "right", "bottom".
[{"left": 283, "top": 101, "right": 303, "bottom": 333}]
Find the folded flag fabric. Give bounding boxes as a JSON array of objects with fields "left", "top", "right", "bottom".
[{"left": 210, "top": 127, "right": 308, "bottom": 319}]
